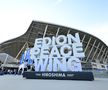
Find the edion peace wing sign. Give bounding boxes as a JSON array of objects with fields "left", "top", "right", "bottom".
[{"left": 30, "top": 33, "right": 85, "bottom": 72}]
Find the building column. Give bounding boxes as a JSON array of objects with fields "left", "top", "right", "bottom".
[
  {"left": 85, "top": 40, "right": 96, "bottom": 62},
  {"left": 91, "top": 42, "right": 100, "bottom": 60}
]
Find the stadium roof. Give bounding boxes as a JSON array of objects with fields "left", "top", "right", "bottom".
[{"left": 0, "top": 21, "right": 108, "bottom": 66}]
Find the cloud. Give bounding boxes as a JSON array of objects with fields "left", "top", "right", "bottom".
[{"left": 55, "top": 0, "right": 63, "bottom": 5}]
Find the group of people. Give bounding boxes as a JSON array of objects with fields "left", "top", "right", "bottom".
[
  {"left": 0, "top": 68, "right": 18, "bottom": 75},
  {"left": 18, "top": 61, "right": 35, "bottom": 75},
  {"left": 0, "top": 62, "right": 35, "bottom": 75}
]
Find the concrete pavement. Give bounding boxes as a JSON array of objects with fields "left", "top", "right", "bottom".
[{"left": 0, "top": 75, "right": 108, "bottom": 90}]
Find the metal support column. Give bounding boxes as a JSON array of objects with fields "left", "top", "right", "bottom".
[
  {"left": 106, "top": 55, "right": 108, "bottom": 63},
  {"left": 3, "top": 54, "right": 8, "bottom": 64},
  {"left": 85, "top": 40, "right": 96, "bottom": 62},
  {"left": 81, "top": 34, "right": 86, "bottom": 42},
  {"left": 91, "top": 42, "right": 100, "bottom": 60},
  {"left": 15, "top": 42, "right": 28, "bottom": 59},
  {"left": 100, "top": 48, "right": 106, "bottom": 62},
  {"left": 56, "top": 27, "right": 60, "bottom": 37},
  {"left": 26, "top": 42, "right": 29, "bottom": 49},
  {"left": 43, "top": 25, "right": 48, "bottom": 38},
  {"left": 103, "top": 50, "right": 108, "bottom": 63},
  {"left": 84, "top": 37, "right": 92, "bottom": 53},
  {"left": 67, "top": 30, "right": 70, "bottom": 35},
  {"left": 96, "top": 45, "right": 103, "bottom": 60}
]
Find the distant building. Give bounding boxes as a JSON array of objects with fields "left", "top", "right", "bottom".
[{"left": 0, "top": 21, "right": 108, "bottom": 70}]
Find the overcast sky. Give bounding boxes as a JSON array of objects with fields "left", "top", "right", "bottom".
[{"left": 0, "top": 0, "right": 108, "bottom": 45}]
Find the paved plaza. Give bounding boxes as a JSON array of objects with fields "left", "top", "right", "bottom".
[{"left": 0, "top": 75, "right": 108, "bottom": 90}]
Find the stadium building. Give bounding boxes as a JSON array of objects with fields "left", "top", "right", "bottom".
[{"left": 0, "top": 20, "right": 108, "bottom": 71}]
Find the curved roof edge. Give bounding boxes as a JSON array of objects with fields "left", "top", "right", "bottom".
[
  {"left": 0, "top": 20, "right": 108, "bottom": 48},
  {"left": 32, "top": 20, "right": 108, "bottom": 47}
]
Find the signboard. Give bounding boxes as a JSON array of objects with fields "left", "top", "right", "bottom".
[
  {"left": 23, "top": 71, "right": 94, "bottom": 81},
  {"left": 30, "top": 33, "right": 85, "bottom": 72},
  {"left": 22, "top": 33, "right": 94, "bottom": 80}
]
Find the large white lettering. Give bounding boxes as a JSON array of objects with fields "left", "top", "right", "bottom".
[{"left": 30, "top": 33, "right": 85, "bottom": 72}]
